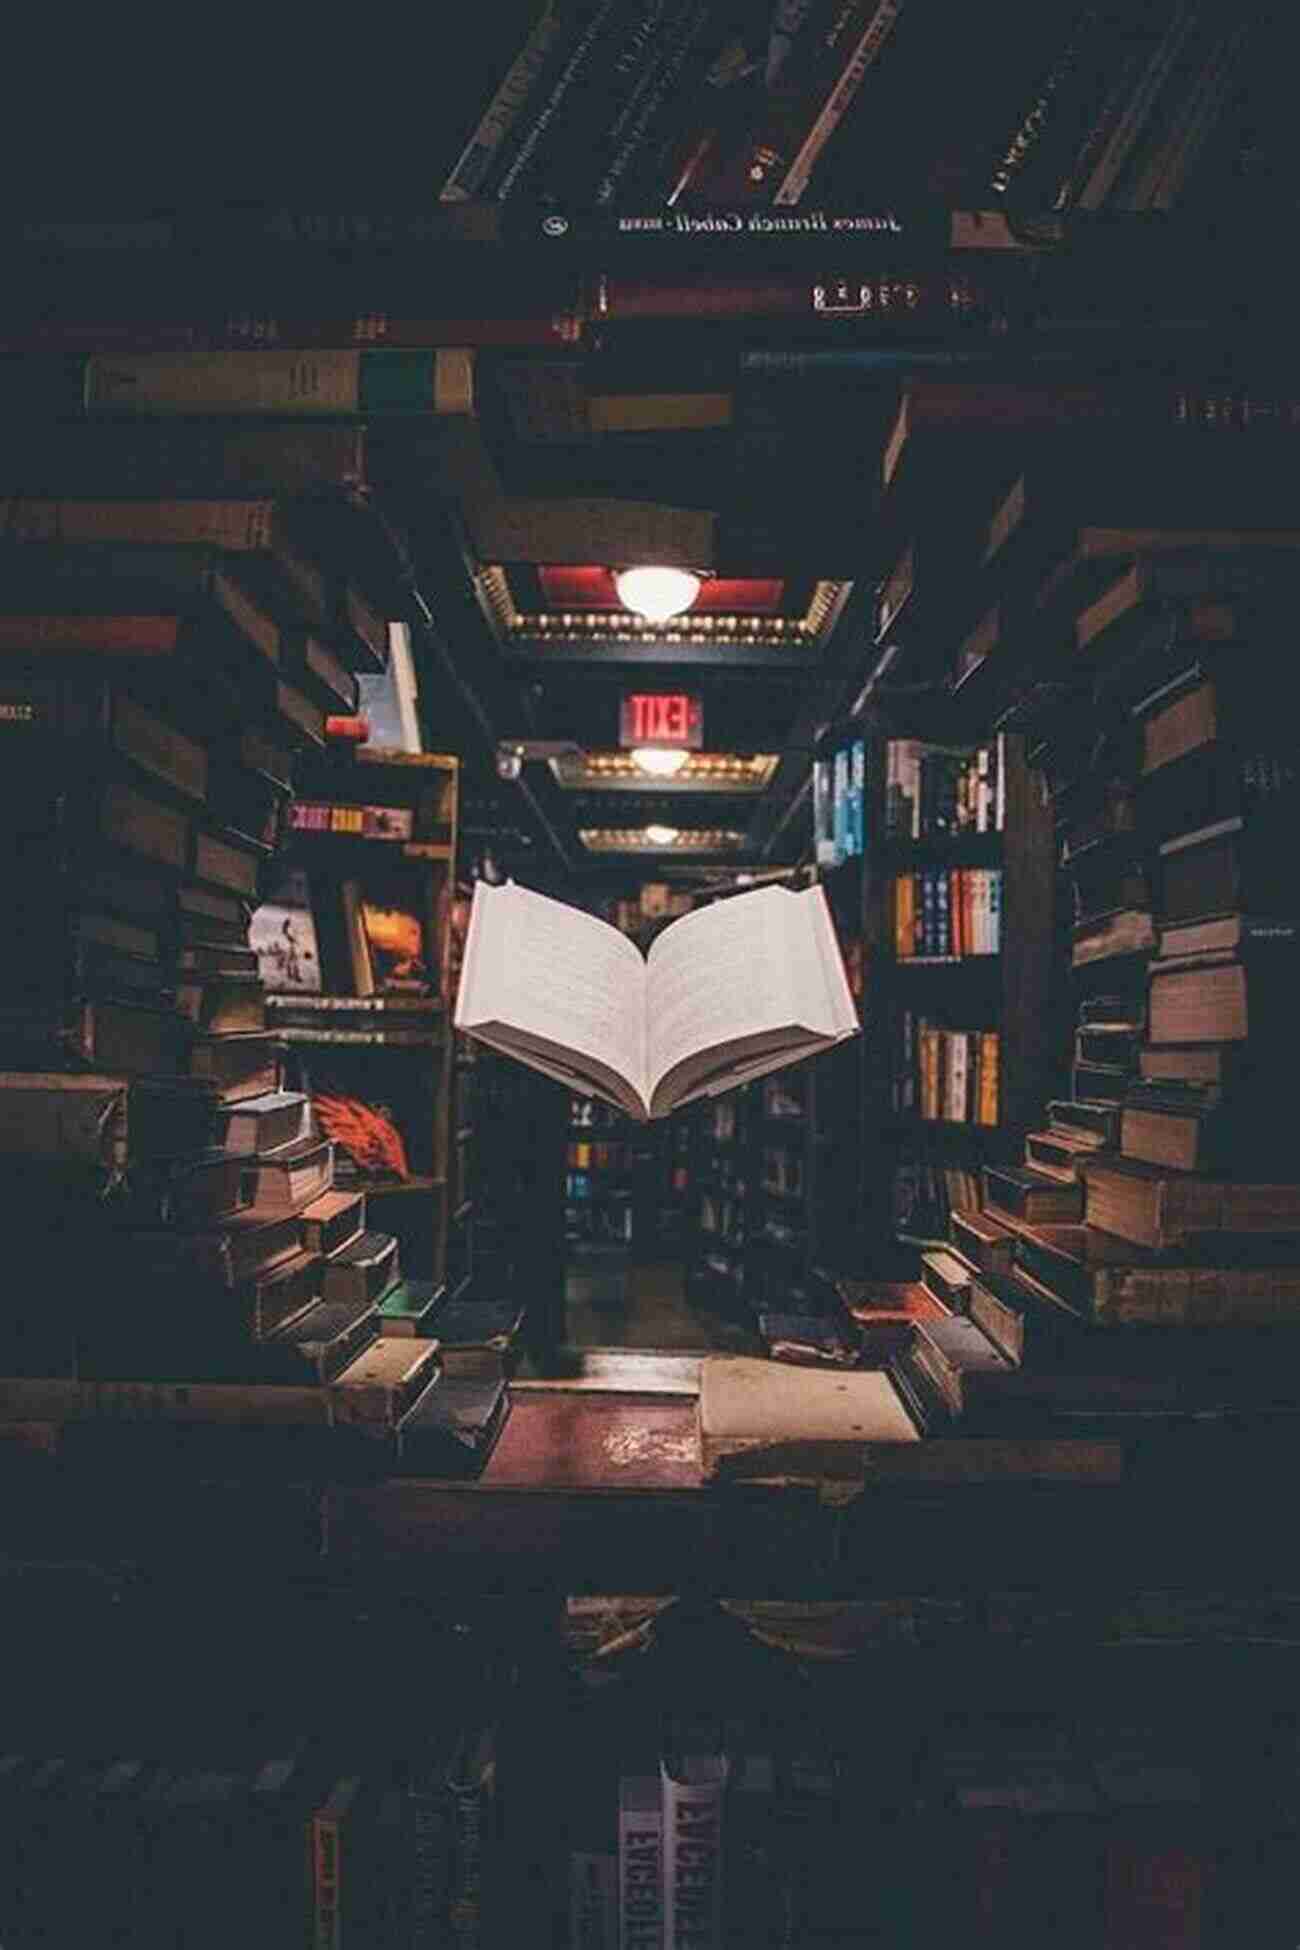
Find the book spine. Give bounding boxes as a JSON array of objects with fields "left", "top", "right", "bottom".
[
  {"left": 0, "top": 613, "right": 183, "bottom": 655},
  {"left": 441, "top": 3, "right": 567, "bottom": 200},
  {"left": 0, "top": 498, "right": 280, "bottom": 550},
  {"left": 780, "top": 0, "right": 905, "bottom": 204},
  {"left": 0, "top": 421, "right": 368, "bottom": 495},
  {"left": 494, "top": 0, "right": 629, "bottom": 202},
  {"left": 0, "top": 308, "right": 582, "bottom": 353},
  {"left": 662, "top": 1764, "right": 726, "bottom": 1950},
  {"left": 594, "top": 0, "right": 713, "bottom": 205},
  {"left": 312, "top": 1800, "right": 347, "bottom": 1950},
  {"left": 81, "top": 350, "right": 470, "bottom": 418}
]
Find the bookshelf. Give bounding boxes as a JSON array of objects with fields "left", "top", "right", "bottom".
[
  {"left": 815, "top": 721, "right": 1056, "bottom": 1271},
  {"left": 257, "top": 747, "right": 463, "bottom": 1285},
  {"left": 565, "top": 1095, "right": 633, "bottom": 1250}
]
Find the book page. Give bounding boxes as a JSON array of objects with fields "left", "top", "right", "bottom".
[
  {"left": 646, "top": 885, "right": 857, "bottom": 1110},
  {"left": 455, "top": 882, "right": 648, "bottom": 1104},
  {"left": 643, "top": 886, "right": 840, "bottom": 1103}
]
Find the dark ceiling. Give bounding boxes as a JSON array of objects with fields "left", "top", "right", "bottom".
[{"left": 4, "top": 3, "right": 1295, "bottom": 894}]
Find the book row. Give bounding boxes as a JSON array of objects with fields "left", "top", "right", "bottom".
[
  {"left": 891, "top": 868, "right": 1003, "bottom": 959},
  {"left": 811, "top": 733, "right": 866, "bottom": 866},
  {"left": 884, "top": 734, "right": 1006, "bottom": 840},
  {"left": 890, "top": 1017, "right": 1000, "bottom": 1126}
]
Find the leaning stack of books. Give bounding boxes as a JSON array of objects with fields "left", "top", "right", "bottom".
[
  {"left": 911, "top": 561, "right": 1300, "bottom": 1434},
  {"left": 0, "top": 378, "right": 512, "bottom": 1474}
]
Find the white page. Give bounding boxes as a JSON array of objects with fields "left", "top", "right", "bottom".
[
  {"left": 645, "top": 886, "right": 807, "bottom": 1095},
  {"left": 454, "top": 881, "right": 648, "bottom": 1100}
]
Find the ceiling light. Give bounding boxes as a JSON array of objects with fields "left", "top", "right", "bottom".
[
  {"left": 631, "top": 746, "right": 691, "bottom": 779},
  {"left": 644, "top": 824, "right": 680, "bottom": 846},
  {"left": 615, "top": 566, "right": 701, "bottom": 624}
]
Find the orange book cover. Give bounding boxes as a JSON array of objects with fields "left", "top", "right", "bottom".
[{"left": 979, "top": 1031, "right": 1000, "bottom": 1126}]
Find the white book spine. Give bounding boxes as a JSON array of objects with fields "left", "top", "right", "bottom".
[
  {"left": 995, "top": 731, "right": 1007, "bottom": 832},
  {"left": 662, "top": 1757, "right": 728, "bottom": 1950},
  {"left": 618, "top": 1778, "right": 664, "bottom": 1950}
]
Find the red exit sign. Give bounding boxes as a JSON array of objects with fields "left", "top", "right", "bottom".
[{"left": 619, "top": 692, "right": 703, "bottom": 748}]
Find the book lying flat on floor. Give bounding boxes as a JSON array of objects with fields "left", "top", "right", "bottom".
[{"left": 454, "top": 880, "right": 858, "bottom": 1120}]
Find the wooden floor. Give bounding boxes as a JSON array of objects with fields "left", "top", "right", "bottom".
[{"left": 517, "top": 1252, "right": 759, "bottom": 1372}]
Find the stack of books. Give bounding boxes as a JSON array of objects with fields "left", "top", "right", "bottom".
[
  {"left": 901, "top": 538, "right": 1300, "bottom": 1431},
  {"left": 0, "top": 370, "right": 514, "bottom": 1474}
]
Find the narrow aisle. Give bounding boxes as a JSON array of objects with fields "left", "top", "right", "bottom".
[{"left": 564, "top": 1255, "right": 758, "bottom": 1352}]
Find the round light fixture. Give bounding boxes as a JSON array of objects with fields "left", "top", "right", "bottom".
[
  {"left": 615, "top": 566, "right": 701, "bottom": 624},
  {"left": 631, "top": 746, "right": 691, "bottom": 779},
  {"left": 644, "top": 824, "right": 679, "bottom": 846}
]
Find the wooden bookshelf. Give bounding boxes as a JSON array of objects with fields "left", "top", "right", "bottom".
[
  {"left": 265, "top": 748, "right": 462, "bottom": 1284},
  {"left": 814, "top": 723, "right": 1056, "bottom": 1272}
]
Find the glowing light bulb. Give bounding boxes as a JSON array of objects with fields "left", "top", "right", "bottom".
[
  {"left": 644, "top": 824, "right": 679, "bottom": 846},
  {"left": 615, "top": 566, "right": 701, "bottom": 624},
  {"left": 631, "top": 746, "right": 690, "bottom": 779}
]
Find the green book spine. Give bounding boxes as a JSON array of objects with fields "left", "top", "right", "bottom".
[{"left": 79, "top": 349, "right": 471, "bottom": 419}]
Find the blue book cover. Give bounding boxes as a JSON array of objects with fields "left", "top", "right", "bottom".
[
  {"left": 832, "top": 746, "right": 849, "bottom": 865},
  {"left": 921, "top": 869, "right": 936, "bottom": 957},
  {"left": 849, "top": 739, "right": 866, "bottom": 856},
  {"left": 989, "top": 871, "right": 1002, "bottom": 954}
]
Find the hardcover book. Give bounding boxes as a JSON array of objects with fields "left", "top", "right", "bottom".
[
  {"left": 125, "top": 1208, "right": 303, "bottom": 1287},
  {"left": 455, "top": 880, "right": 857, "bottom": 1120},
  {"left": 187, "top": 1030, "right": 280, "bottom": 1104},
  {"left": 216, "top": 1089, "right": 313, "bottom": 1157},
  {"left": 618, "top": 1771, "right": 663, "bottom": 1950},
  {"left": 243, "top": 1135, "right": 334, "bottom": 1214},
  {"left": 755, "top": 1312, "right": 864, "bottom": 1369},
  {"left": 125, "top": 1147, "right": 249, "bottom": 1228},
  {"left": 949, "top": 1206, "right": 1016, "bottom": 1277},
  {"left": 259, "top": 1296, "right": 377, "bottom": 1386},
  {"left": 395, "top": 1372, "right": 511, "bottom": 1476},
  {"left": 698, "top": 1358, "right": 920, "bottom": 1482},
  {"left": 330, "top": 1337, "right": 440, "bottom": 1429},
  {"left": 173, "top": 973, "right": 265, "bottom": 1035},
  {"left": 0, "top": 1070, "right": 216, "bottom": 1170},
  {"left": 425, "top": 1299, "right": 526, "bottom": 1371},
  {"left": 983, "top": 1164, "right": 1085, "bottom": 1225},
  {"left": 240, "top": 1246, "right": 324, "bottom": 1339},
  {"left": 1083, "top": 1156, "right": 1300, "bottom": 1251},
  {"left": 321, "top": 1229, "right": 401, "bottom": 1310},
  {"left": 377, "top": 1277, "right": 447, "bottom": 1339},
  {"left": 299, "top": 1188, "right": 366, "bottom": 1257},
  {"left": 661, "top": 1731, "right": 729, "bottom": 1950},
  {"left": 920, "top": 1248, "right": 977, "bottom": 1313},
  {"left": 0, "top": 996, "right": 190, "bottom": 1077},
  {"left": 1148, "top": 945, "right": 1291, "bottom": 1046}
]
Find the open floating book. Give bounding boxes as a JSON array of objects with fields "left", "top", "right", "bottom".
[{"left": 454, "top": 880, "right": 858, "bottom": 1120}]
